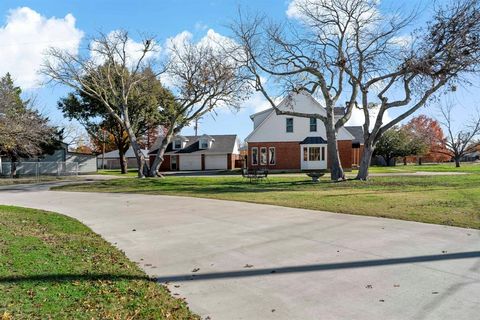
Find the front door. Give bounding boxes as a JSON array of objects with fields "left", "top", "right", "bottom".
[{"left": 301, "top": 144, "right": 327, "bottom": 170}]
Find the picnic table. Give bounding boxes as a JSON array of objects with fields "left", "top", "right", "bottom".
[{"left": 241, "top": 168, "right": 269, "bottom": 183}]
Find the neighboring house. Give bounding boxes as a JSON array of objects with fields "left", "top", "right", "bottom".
[
  {"left": 149, "top": 134, "right": 240, "bottom": 171},
  {"left": 1, "top": 142, "right": 97, "bottom": 175},
  {"left": 245, "top": 92, "right": 364, "bottom": 171},
  {"left": 98, "top": 147, "right": 149, "bottom": 169}
]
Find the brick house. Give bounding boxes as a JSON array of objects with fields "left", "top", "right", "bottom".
[
  {"left": 245, "top": 92, "right": 364, "bottom": 171},
  {"left": 149, "top": 134, "right": 240, "bottom": 171}
]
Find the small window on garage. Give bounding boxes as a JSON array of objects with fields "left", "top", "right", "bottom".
[
  {"left": 200, "top": 139, "right": 209, "bottom": 149},
  {"left": 268, "top": 147, "right": 276, "bottom": 165},
  {"left": 260, "top": 147, "right": 267, "bottom": 165},
  {"left": 173, "top": 140, "right": 182, "bottom": 150},
  {"left": 251, "top": 147, "right": 258, "bottom": 165}
]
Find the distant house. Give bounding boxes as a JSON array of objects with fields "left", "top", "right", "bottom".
[
  {"left": 0, "top": 142, "right": 97, "bottom": 175},
  {"left": 97, "top": 147, "right": 149, "bottom": 169},
  {"left": 245, "top": 92, "right": 364, "bottom": 171},
  {"left": 149, "top": 134, "right": 240, "bottom": 171}
]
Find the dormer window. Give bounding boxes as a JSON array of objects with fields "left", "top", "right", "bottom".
[
  {"left": 173, "top": 140, "right": 182, "bottom": 150},
  {"left": 200, "top": 139, "right": 209, "bottom": 149}
]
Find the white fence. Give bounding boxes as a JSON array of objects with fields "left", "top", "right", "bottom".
[{"left": 0, "top": 162, "right": 79, "bottom": 178}]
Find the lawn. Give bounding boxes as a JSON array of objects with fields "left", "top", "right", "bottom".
[
  {"left": 0, "top": 205, "right": 198, "bottom": 320},
  {"left": 55, "top": 172, "right": 480, "bottom": 229},
  {"left": 0, "top": 176, "right": 84, "bottom": 186},
  {"left": 364, "top": 162, "right": 480, "bottom": 174}
]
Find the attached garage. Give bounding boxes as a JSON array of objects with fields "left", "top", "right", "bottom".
[
  {"left": 205, "top": 155, "right": 227, "bottom": 170},
  {"left": 179, "top": 155, "right": 202, "bottom": 171}
]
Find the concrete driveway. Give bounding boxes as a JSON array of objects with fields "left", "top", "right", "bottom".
[{"left": 0, "top": 184, "right": 478, "bottom": 320}]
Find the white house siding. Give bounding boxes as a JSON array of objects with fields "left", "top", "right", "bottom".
[
  {"left": 246, "top": 92, "right": 354, "bottom": 143},
  {"left": 179, "top": 155, "right": 202, "bottom": 170},
  {"left": 205, "top": 155, "right": 228, "bottom": 170}
]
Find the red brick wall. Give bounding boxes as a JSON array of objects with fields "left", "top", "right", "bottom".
[
  {"left": 248, "top": 142, "right": 300, "bottom": 170},
  {"left": 337, "top": 140, "right": 353, "bottom": 169},
  {"left": 248, "top": 140, "right": 354, "bottom": 170}
]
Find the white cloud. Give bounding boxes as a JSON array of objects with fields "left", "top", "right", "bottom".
[
  {"left": 346, "top": 104, "right": 392, "bottom": 129},
  {"left": 0, "top": 7, "right": 83, "bottom": 89}
]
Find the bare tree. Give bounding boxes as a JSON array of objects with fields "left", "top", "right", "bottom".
[
  {"left": 232, "top": 0, "right": 414, "bottom": 180},
  {"left": 353, "top": 0, "right": 480, "bottom": 179},
  {"left": 438, "top": 104, "right": 480, "bottom": 167},
  {"left": 42, "top": 30, "right": 161, "bottom": 177},
  {"left": 233, "top": 0, "right": 480, "bottom": 180},
  {"left": 148, "top": 38, "right": 250, "bottom": 177}
]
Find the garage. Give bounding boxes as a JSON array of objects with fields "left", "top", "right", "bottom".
[
  {"left": 179, "top": 155, "right": 202, "bottom": 171},
  {"left": 205, "top": 155, "right": 227, "bottom": 170}
]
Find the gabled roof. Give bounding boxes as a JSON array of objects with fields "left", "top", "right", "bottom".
[
  {"left": 300, "top": 137, "right": 328, "bottom": 144},
  {"left": 249, "top": 108, "right": 273, "bottom": 120},
  {"left": 345, "top": 126, "right": 364, "bottom": 144},
  {"left": 149, "top": 134, "right": 237, "bottom": 155}
]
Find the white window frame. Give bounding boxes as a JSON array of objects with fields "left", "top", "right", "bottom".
[
  {"left": 200, "top": 139, "right": 209, "bottom": 149},
  {"left": 268, "top": 147, "right": 276, "bottom": 165},
  {"left": 260, "top": 147, "right": 267, "bottom": 165},
  {"left": 173, "top": 140, "right": 182, "bottom": 150},
  {"left": 286, "top": 118, "right": 294, "bottom": 133},
  {"left": 310, "top": 118, "right": 317, "bottom": 132},
  {"left": 251, "top": 147, "right": 258, "bottom": 166}
]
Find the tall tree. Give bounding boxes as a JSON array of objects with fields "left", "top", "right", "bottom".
[
  {"left": 233, "top": 0, "right": 480, "bottom": 180},
  {"left": 42, "top": 31, "right": 161, "bottom": 177},
  {"left": 402, "top": 115, "right": 450, "bottom": 163},
  {"left": 57, "top": 67, "right": 165, "bottom": 174},
  {"left": 438, "top": 104, "right": 480, "bottom": 167},
  {"left": 147, "top": 35, "right": 250, "bottom": 177},
  {"left": 0, "top": 73, "right": 57, "bottom": 177},
  {"left": 232, "top": 0, "right": 414, "bottom": 180}
]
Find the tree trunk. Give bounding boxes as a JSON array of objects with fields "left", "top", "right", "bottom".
[
  {"left": 403, "top": 157, "right": 407, "bottom": 165},
  {"left": 326, "top": 127, "right": 345, "bottom": 181},
  {"left": 122, "top": 113, "right": 149, "bottom": 178},
  {"left": 356, "top": 143, "right": 374, "bottom": 180},
  {"left": 454, "top": 156, "right": 461, "bottom": 167},
  {"left": 418, "top": 157, "right": 422, "bottom": 165},
  {"left": 148, "top": 133, "right": 173, "bottom": 177},
  {"left": 11, "top": 161, "right": 17, "bottom": 178},
  {"left": 119, "top": 149, "right": 128, "bottom": 174}
]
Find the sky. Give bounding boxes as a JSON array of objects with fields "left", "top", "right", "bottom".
[{"left": 0, "top": 0, "right": 477, "bottom": 143}]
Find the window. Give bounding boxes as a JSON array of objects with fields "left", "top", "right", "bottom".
[
  {"left": 303, "top": 147, "right": 308, "bottom": 161},
  {"left": 309, "top": 147, "right": 320, "bottom": 161},
  {"left": 260, "top": 147, "right": 267, "bottom": 165},
  {"left": 268, "top": 147, "right": 276, "bottom": 165},
  {"left": 310, "top": 118, "right": 317, "bottom": 132},
  {"left": 171, "top": 155, "right": 177, "bottom": 170},
  {"left": 251, "top": 147, "right": 258, "bottom": 165},
  {"left": 321, "top": 146, "right": 325, "bottom": 161},
  {"left": 286, "top": 118, "right": 294, "bottom": 132},
  {"left": 173, "top": 140, "right": 182, "bottom": 149},
  {"left": 200, "top": 139, "right": 209, "bottom": 149}
]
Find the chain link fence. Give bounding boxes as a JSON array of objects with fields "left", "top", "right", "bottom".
[{"left": 0, "top": 162, "right": 79, "bottom": 178}]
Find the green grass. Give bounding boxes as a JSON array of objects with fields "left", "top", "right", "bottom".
[
  {"left": 0, "top": 176, "right": 84, "bottom": 186},
  {"left": 0, "top": 205, "right": 198, "bottom": 320},
  {"left": 97, "top": 169, "right": 139, "bottom": 177},
  {"left": 361, "top": 162, "right": 480, "bottom": 174},
  {"left": 55, "top": 172, "right": 480, "bottom": 229}
]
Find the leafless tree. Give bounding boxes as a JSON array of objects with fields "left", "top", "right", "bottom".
[
  {"left": 232, "top": 0, "right": 414, "bottom": 180},
  {"left": 438, "top": 104, "right": 480, "bottom": 167},
  {"left": 233, "top": 0, "right": 480, "bottom": 180},
  {"left": 42, "top": 30, "right": 161, "bottom": 177},
  {"left": 148, "top": 38, "right": 250, "bottom": 177}
]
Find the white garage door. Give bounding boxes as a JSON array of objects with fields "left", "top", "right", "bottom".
[
  {"left": 179, "top": 155, "right": 202, "bottom": 171},
  {"left": 205, "top": 155, "right": 227, "bottom": 170}
]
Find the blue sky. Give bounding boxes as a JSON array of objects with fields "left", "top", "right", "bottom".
[{"left": 0, "top": 0, "right": 477, "bottom": 142}]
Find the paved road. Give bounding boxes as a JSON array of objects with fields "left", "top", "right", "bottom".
[{"left": 0, "top": 184, "right": 478, "bottom": 320}]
